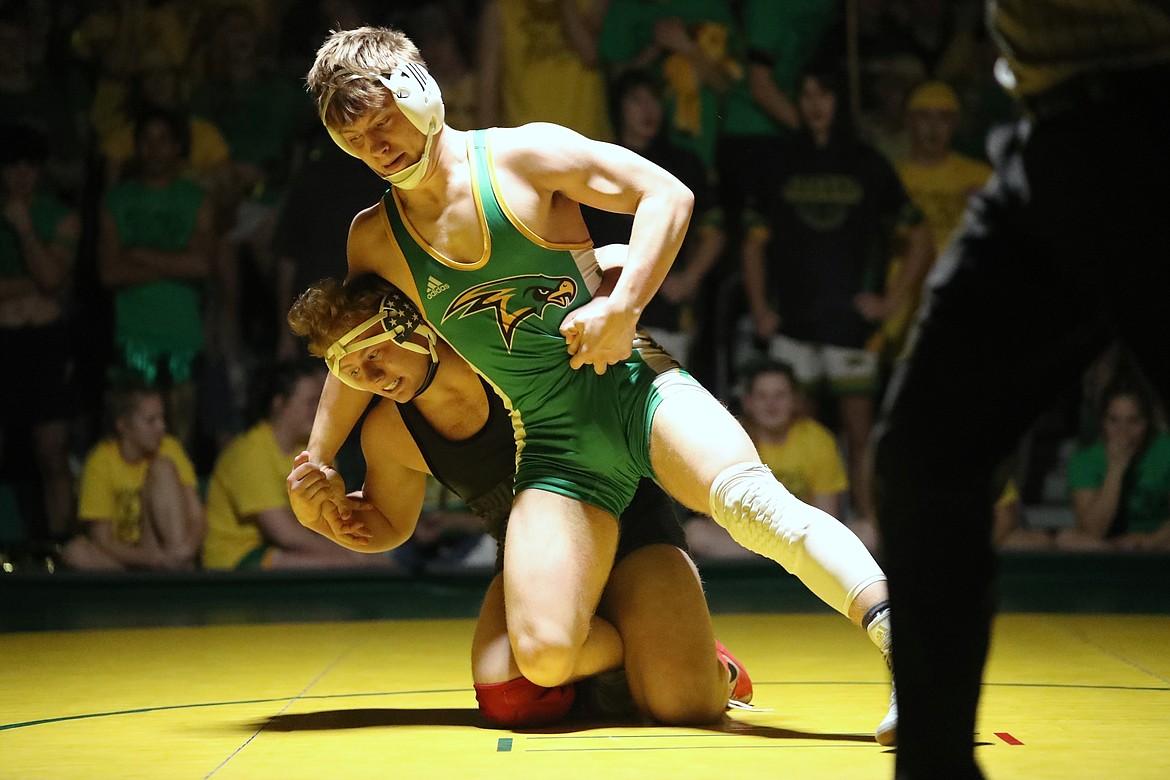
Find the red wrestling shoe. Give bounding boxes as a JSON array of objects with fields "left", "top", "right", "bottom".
[{"left": 715, "top": 639, "right": 753, "bottom": 707}]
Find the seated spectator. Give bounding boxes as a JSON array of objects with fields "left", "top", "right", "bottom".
[
  {"left": 0, "top": 121, "right": 80, "bottom": 542},
  {"left": 202, "top": 358, "right": 398, "bottom": 571},
  {"left": 1055, "top": 381, "right": 1170, "bottom": 552},
  {"left": 685, "top": 358, "right": 852, "bottom": 560},
  {"left": 61, "top": 378, "right": 205, "bottom": 571}
]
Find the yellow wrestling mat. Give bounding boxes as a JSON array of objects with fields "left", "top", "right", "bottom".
[{"left": 2, "top": 614, "right": 1168, "bottom": 779}]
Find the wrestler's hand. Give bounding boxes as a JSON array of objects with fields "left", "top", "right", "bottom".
[
  {"left": 560, "top": 295, "right": 638, "bottom": 375},
  {"left": 331, "top": 502, "right": 376, "bottom": 547},
  {"left": 288, "top": 452, "right": 373, "bottom": 542}
]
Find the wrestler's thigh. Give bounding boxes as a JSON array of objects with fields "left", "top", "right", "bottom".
[
  {"left": 503, "top": 489, "right": 619, "bottom": 644},
  {"left": 650, "top": 387, "right": 759, "bottom": 513},
  {"left": 599, "top": 544, "right": 724, "bottom": 721}
]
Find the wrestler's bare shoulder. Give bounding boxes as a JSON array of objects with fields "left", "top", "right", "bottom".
[
  {"left": 486, "top": 122, "right": 597, "bottom": 169},
  {"left": 346, "top": 201, "right": 414, "bottom": 288},
  {"left": 350, "top": 201, "right": 386, "bottom": 236}
]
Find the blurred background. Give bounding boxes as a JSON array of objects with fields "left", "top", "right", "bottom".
[{"left": 1, "top": 0, "right": 1166, "bottom": 615}]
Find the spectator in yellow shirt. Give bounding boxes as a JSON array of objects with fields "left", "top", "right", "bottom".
[
  {"left": 686, "top": 358, "right": 851, "bottom": 559},
  {"left": 201, "top": 359, "right": 398, "bottom": 570},
  {"left": 897, "top": 81, "right": 993, "bottom": 257},
  {"left": 879, "top": 80, "right": 993, "bottom": 357},
  {"left": 62, "top": 378, "right": 205, "bottom": 570}
]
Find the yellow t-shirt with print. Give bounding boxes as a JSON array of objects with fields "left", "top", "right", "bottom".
[
  {"left": 202, "top": 422, "right": 295, "bottom": 570},
  {"left": 876, "top": 152, "right": 992, "bottom": 357},
  {"left": 896, "top": 152, "right": 992, "bottom": 255},
  {"left": 77, "top": 436, "right": 197, "bottom": 543},
  {"left": 752, "top": 418, "right": 848, "bottom": 504}
]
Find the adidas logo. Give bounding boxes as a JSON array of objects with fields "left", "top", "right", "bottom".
[{"left": 427, "top": 276, "right": 450, "bottom": 299}]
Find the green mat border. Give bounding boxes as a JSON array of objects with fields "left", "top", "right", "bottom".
[{"left": 2, "top": 552, "right": 1167, "bottom": 633}]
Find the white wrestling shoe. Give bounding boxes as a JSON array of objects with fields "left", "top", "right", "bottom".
[
  {"left": 865, "top": 604, "right": 896, "bottom": 746},
  {"left": 875, "top": 651, "right": 897, "bottom": 746},
  {"left": 875, "top": 681, "right": 898, "bottom": 746}
]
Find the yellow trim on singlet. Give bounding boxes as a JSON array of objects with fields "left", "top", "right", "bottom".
[
  {"left": 482, "top": 129, "right": 593, "bottom": 252},
  {"left": 385, "top": 139, "right": 493, "bottom": 271}
]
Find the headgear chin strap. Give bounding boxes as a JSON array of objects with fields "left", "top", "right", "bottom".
[
  {"left": 324, "top": 289, "right": 440, "bottom": 399},
  {"left": 322, "top": 62, "right": 445, "bottom": 190}
]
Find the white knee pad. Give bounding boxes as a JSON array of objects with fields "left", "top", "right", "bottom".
[{"left": 709, "top": 462, "right": 885, "bottom": 617}]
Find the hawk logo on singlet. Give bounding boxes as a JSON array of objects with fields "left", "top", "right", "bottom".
[{"left": 442, "top": 274, "right": 578, "bottom": 350}]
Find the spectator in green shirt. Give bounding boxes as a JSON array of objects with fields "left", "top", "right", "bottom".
[{"left": 1058, "top": 380, "right": 1170, "bottom": 551}]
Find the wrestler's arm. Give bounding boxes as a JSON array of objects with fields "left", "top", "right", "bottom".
[
  {"left": 302, "top": 209, "right": 388, "bottom": 468},
  {"left": 297, "top": 366, "right": 372, "bottom": 533},
  {"left": 344, "top": 416, "right": 429, "bottom": 552},
  {"left": 501, "top": 123, "right": 694, "bottom": 371},
  {"left": 306, "top": 373, "right": 370, "bottom": 468},
  {"left": 290, "top": 405, "right": 428, "bottom": 552}
]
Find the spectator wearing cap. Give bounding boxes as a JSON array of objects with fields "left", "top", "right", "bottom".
[
  {"left": 876, "top": 80, "right": 992, "bottom": 359},
  {"left": 897, "top": 81, "right": 992, "bottom": 257}
]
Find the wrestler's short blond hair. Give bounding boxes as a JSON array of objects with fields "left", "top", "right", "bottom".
[{"left": 307, "top": 26, "right": 427, "bottom": 129}]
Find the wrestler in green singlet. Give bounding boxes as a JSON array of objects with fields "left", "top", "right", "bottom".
[{"left": 384, "top": 129, "right": 691, "bottom": 517}]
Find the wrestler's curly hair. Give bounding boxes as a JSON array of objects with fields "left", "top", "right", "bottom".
[{"left": 287, "top": 274, "right": 396, "bottom": 357}]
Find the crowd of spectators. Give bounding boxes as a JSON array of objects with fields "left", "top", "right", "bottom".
[{"left": 1, "top": 0, "right": 1166, "bottom": 574}]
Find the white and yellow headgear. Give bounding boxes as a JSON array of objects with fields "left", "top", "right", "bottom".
[
  {"left": 321, "top": 62, "right": 445, "bottom": 190},
  {"left": 324, "top": 287, "right": 440, "bottom": 398}
]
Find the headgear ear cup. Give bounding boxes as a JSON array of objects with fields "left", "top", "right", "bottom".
[
  {"left": 377, "top": 63, "right": 445, "bottom": 135},
  {"left": 320, "top": 64, "right": 445, "bottom": 189}
]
